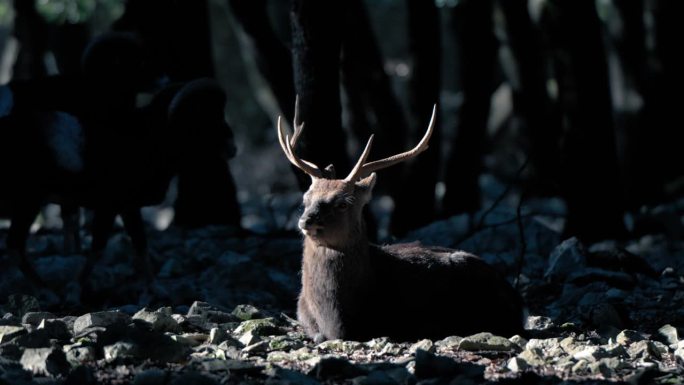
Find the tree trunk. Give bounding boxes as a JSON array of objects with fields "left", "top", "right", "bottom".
[
  {"left": 550, "top": 1, "right": 626, "bottom": 242},
  {"left": 498, "top": 0, "right": 562, "bottom": 192},
  {"left": 12, "top": 0, "right": 50, "bottom": 80},
  {"left": 340, "top": 0, "right": 409, "bottom": 195},
  {"left": 290, "top": 0, "right": 349, "bottom": 172},
  {"left": 228, "top": 0, "right": 295, "bottom": 123},
  {"left": 390, "top": 0, "right": 442, "bottom": 235},
  {"left": 442, "top": 0, "right": 497, "bottom": 217},
  {"left": 114, "top": 0, "right": 214, "bottom": 81}
]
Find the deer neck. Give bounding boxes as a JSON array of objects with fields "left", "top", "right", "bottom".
[{"left": 301, "top": 221, "right": 373, "bottom": 294}]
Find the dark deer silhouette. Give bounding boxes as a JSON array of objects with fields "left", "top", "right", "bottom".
[{"left": 278, "top": 100, "right": 524, "bottom": 342}]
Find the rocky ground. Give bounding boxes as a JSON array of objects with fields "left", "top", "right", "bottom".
[{"left": 1, "top": 193, "right": 684, "bottom": 384}]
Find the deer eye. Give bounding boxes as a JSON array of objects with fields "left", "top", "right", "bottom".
[{"left": 335, "top": 201, "right": 350, "bottom": 211}]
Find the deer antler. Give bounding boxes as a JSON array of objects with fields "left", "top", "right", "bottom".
[
  {"left": 277, "top": 97, "right": 323, "bottom": 178},
  {"left": 345, "top": 104, "right": 436, "bottom": 182}
]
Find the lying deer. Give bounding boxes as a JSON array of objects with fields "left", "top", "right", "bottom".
[{"left": 277, "top": 102, "right": 525, "bottom": 342}]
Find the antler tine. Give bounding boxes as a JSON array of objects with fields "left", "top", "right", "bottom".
[
  {"left": 277, "top": 115, "right": 323, "bottom": 178},
  {"left": 344, "top": 134, "right": 375, "bottom": 182},
  {"left": 354, "top": 104, "right": 436, "bottom": 180}
]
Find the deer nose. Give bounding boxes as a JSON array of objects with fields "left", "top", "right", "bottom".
[{"left": 298, "top": 215, "right": 323, "bottom": 232}]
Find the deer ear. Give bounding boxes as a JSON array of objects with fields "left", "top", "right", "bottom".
[{"left": 355, "top": 173, "right": 376, "bottom": 192}]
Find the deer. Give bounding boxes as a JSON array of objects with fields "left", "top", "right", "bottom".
[{"left": 277, "top": 101, "right": 525, "bottom": 342}]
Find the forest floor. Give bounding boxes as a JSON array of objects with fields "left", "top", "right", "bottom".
[{"left": 1, "top": 191, "right": 684, "bottom": 384}]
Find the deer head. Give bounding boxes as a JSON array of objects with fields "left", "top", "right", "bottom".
[{"left": 277, "top": 99, "right": 436, "bottom": 248}]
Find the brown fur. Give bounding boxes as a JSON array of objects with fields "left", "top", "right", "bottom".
[{"left": 296, "top": 175, "right": 525, "bottom": 342}]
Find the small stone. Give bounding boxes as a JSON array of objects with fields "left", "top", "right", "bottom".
[
  {"left": 0, "top": 325, "right": 26, "bottom": 343},
  {"left": 188, "top": 301, "right": 236, "bottom": 323},
  {"left": 73, "top": 311, "right": 131, "bottom": 334},
  {"left": 242, "top": 340, "right": 269, "bottom": 353},
  {"left": 268, "top": 335, "right": 304, "bottom": 351},
  {"left": 459, "top": 332, "right": 514, "bottom": 352},
  {"left": 37, "top": 319, "right": 70, "bottom": 340},
  {"left": 20, "top": 347, "right": 69, "bottom": 376},
  {"left": 133, "top": 308, "right": 180, "bottom": 332},
  {"left": 588, "top": 357, "right": 623, "bottom": 377},
  {"left": 435, "top": 336, "right": 462, "bottom": 349},
  {"left": 674, "top": 347, "right": 684, "bottom": 363},
  {"left": 658, "top": 324, "right": 679, "bottom": 347},
  {"left": 545, "top": 237, "right": 586, "bottom": 281},
  {"left": 231, "top": 304, "right": 261, "bottom": 321},
  {"left": 616, "top": 330, "right": 645, "bottom": 346},
  {"left": 308, "top": 357, "right": 366, "bottom": 380},
  {"left": 409, "top": 339, "right": 434, "bottom": 353},
  {"left": 518, "top": 349, "right": 545, "bottom": 367},
  {"left": 207, "top": 327, "right": 229, "bottom": 345},
  {"left": 21, "top": 312, "right": 56, "bottom": 326},
  {"left": 239, "top": 330, "right": 261, "bottom": 346},
  {"left": 627, "top": 340, "right": 661, "bottom": 360},
  {"left": 502, "top": 337, "right": 525, "bottom": 355},
  {"left": 507, "top": 357, "right": 528, "bottom": 372},
  {"left": 525, "top": 338, "right": 563, "bottom": 357},
  {"left": 379, "top": 342, "right": 402, "bottom": 355},
  {"left": 414, "top": 349, "right": 483, "bottom": 379},
  {"left": 104, "top": 341, "right": 140, "bottom": 362},
  {"left": 317, "top": 339, "right": 362, "bottom": 354},
  {"left": 171, "top": 333, "right": 207, "bottom": 347},
  {"left": 233, "top": 318, "right": 281, "bottom": 337},
  {"left": 64, "top": 344, "right": 96, "bottom": 366},
  {"left": 525, "top": 315, "right": 554, "bottom": 331},
  {"left": 572, "top": 359, "right": 589, "bottom": 375}
]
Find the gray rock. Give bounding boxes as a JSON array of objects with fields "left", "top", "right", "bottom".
[
  {"left": 545, "top": 237, "right": 586, "bottom": 281},
  {"left": 12, "top": 328, "right": 51, "bottom": 348},
  {"left": 413, "top": 349, "right": 483, "bottom": 379},
  {"left": 231, "top": 304, "right": 261, "bottom": 321},
  {"left": 238, "top": 330, "right": 261, "bottom": 346},
  {"left": 588, "top": 357, "right": 624, "bottom": 376},
  {"left": 233, "top": 317, "right": 282, "bottom": 336},
  {"left": 509, "top": 335, "right": 528, "bottom": 350},
  {"left": 187, "top": 301, "right": 236, "bottom": 323},
  {"left": 37, "top": 319, "right": 70, "bottom": 341},
  {"left": 104, "top": 341, "right": 140, "bottom": 362},
  {"left": 517, "top": 348, "right": 545, "bottom": 367},
  {"left": 567, "top": 268, "right": 636, "bottom": 289},
  {"left": 317, "top": 339, "right": 363, "bottom": 354},
  {"left": 674, "top": 347, "right": 684, "bottom": 363},
  {"left": 409, "top": 339, "right": 434, "bottom": 353},
  {"left": 627, "top": 340, "right": 661, "bottom": 361},
  {"left": 0, "top": 325, "right": 26, "bottom": 343},
  {"left": 525, "top": 315, "right": 554, "bottom": 331},
  {"left": 308, "top": 357, "right": 366, "bottom": 380},
  {"left": 658, "top": 324, "right": 679, "bottom": 347},
  {"left": 5, "top": 295, "right": 40, "bottom": 318},
  {"left": 64, "top": 344, "right": 96, "bottom": 366},
  {"left": 132, "top": 308, "right": 180, "bottom": 332},
  {"left": 458, "top": 332, "right": 514, "bottom": 352},
  {"left": 435, "top": 336, "right": 462, "bottom": 349},
  {"left": 73, "top": 311, "right": 131, "bottom": 334},
  {"left": 21, "top": 312, "right": 56, "bottom": 327},
  {"left": 268, "top": 335, "right": 304, "bottom": 352},
  {"left": 616, "top": 330, "right": 646, "bottom": 346},
  {"left": 507, "top": 357, "right": 528, "bottom": 372},
  {"left": 207, "top": 327, "right": 229, "bottom": 345},
  {"left": 20, "top": 347, "right": 69, "bottom": 376},
  {"left": 132, "top": 368, "right": 169, "bottom": 385}
]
